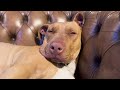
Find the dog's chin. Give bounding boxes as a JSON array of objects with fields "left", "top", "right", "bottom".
[
  {"left": 39, "top": 48, "right": 70, "bottom": 64},
  {"left": 50, "top": 58, "right": 65, "bottom": 64}
]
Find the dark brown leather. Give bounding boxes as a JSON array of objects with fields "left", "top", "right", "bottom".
[{"left": 75, "top": 11, "right": 120, "bottom": 79}]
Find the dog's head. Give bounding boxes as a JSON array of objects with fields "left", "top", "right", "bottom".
[{"left": 39, "top": 12, "right": 84, "bottom": 65}]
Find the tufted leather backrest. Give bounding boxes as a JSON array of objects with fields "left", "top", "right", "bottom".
[
  {"left": 75, "top": 11, "right": 120, "bottom": 79},
  {"left": 0, "top": 11, "right": 71, "bottom": 46},
  {"left": 0, "top": 11, "right": 48, "bottom": 46}
]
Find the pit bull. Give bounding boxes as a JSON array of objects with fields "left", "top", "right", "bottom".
[{"left": 0, "top": 12, "right": 83, "bottom": 79}]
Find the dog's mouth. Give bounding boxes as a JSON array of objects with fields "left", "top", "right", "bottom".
[
  {"left": 39, "top": 45, "right": 70, "bottom": 67},
  {"left": 44, "top": 48, "right": 69, "bottom": 64},
  {"left": 45, "top": 56, "right": 69, "bottom": 68}
]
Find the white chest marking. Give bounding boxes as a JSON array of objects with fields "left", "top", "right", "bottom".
[{"left": 52, "top": 60, "right": 76, "bottom": 79}]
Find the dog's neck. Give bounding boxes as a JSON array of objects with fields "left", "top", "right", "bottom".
[
  {"left": 51, "top": 60, "right": 76, "bottom": 79},
  {"left": 46, "top": 57, "right": 76, "bottom": 75}
]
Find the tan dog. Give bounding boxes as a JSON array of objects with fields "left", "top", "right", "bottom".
[{"left": 0, "top": 13, "right": 83, "bottom": 79}]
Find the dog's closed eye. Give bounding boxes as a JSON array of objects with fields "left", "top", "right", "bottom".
[
  {"left": 48, "top": 30, "right": 53, "bottom": 33},
  {"left": 70, "top": 32, "right": 77, "bottom": 35},
  {"left": 47, "top": 29, "right": 56, "bottom": 34}
]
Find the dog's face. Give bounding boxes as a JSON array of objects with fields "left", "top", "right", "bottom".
[{"left": 39, "top": 13, "right": 83, "bottom": 64}]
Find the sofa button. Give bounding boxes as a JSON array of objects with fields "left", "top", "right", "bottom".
[{"left": 23, "top": 14, "right": 28, "bottom": 23}]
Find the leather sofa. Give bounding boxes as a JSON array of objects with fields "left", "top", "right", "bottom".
[
  {"left": 0, "top": 11, "right": 48, "bottom": 45},
  {"left": 0, "top": 11, "right": 119, "bottom": 79},
  {"left": 0, "top": 11, "right": 70, "bottom": 46},
  {"left": 75, "top": 11, "right": 120, "bottom": 79}
]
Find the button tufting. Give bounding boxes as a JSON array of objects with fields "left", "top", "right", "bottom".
[
  {"left": 23, "top": 14, "right": 28, "bottom": 23},
  {"left": 94, "top": 56, "right": 101, "bottom": 68},
  {"left": 10, "top": 34, "right": 16, "bottom": 41},
  {"left": 0, "top": 14, "right": 3, "bottom": 23},
  {"left": 12, "top": 38, "right": 15, "bottom": 41},
  {"left": 0, "top": 11, "right": 71, "bottom": 46}
]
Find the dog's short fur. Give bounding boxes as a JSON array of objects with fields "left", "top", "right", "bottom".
[{"left": 0, "top": 13, "right": 83, "bottom": 79}]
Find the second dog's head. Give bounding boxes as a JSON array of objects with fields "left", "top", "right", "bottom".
[{"left": 39, "top": 12, "right": 84, "bottom": 65}]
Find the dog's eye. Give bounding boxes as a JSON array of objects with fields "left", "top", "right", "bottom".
[
  {"left": 48, "top": 30, "right": 53, "bottom": 33},
  {"left": 70, "top": 32, "right": 77, "bottom": 35}
]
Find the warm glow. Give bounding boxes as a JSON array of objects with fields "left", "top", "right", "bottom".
[
  {"left": 33, "top": 20, "right": 42, "bottom": 27},
  {"left": 16, "top": 20, "right": 21, "bottom": 28},
  {"left": 57, "top": 18, "right": 66, "bottom": 22}
]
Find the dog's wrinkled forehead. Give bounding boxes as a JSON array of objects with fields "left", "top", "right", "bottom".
[{"left": 48, "top": 21, "right": 81, "bottom": 32}]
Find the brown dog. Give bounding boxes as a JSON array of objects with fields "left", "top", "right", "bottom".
[{"left": 0, "top": 13, "right": 83, "bottom": 79}]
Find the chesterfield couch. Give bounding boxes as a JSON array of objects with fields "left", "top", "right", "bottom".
[
  {"left": 0, "top": 11, "right": 119, "bottom": 79},
  {"left": 75, "top": 11, "right": 120, "bottom": 79}
]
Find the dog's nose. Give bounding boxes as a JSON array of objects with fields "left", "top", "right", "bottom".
[{"left": 50, "top": 42, "right": 64, "bottom": 54}]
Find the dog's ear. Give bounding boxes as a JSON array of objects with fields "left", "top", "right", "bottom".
[
  {"left": 38, "top": 24, "right": 49, "bottom": 45},
  {"left": 38, "top": 24, "right": 49, "bottom": 38},
  {"left": 72, "top": 12, "right": 84, "bottom": 27}
]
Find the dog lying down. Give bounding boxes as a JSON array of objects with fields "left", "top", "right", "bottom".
[{"left": 0, "top": 13, "right": 83, "bottom": 79}]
